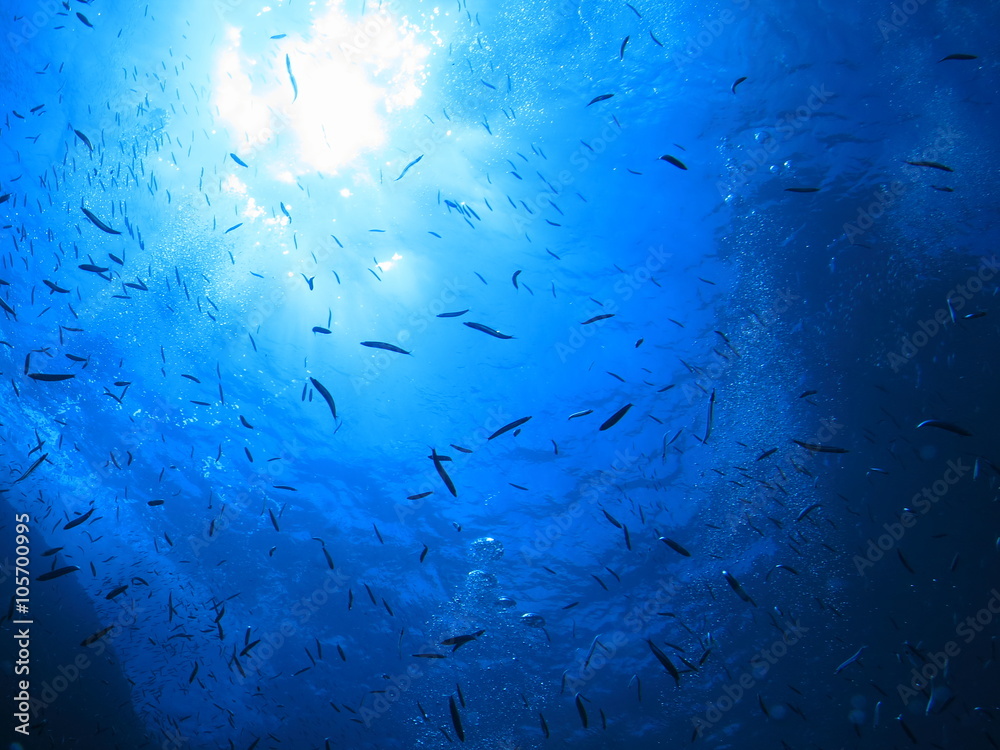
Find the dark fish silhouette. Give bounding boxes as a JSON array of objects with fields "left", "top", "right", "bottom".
[{"left": 81, "top": 207, "right": 121, "bottom": 234}]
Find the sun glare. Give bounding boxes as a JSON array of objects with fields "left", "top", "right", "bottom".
[{"left": 214, "top": 0, "right": 431, "bottom": 176}]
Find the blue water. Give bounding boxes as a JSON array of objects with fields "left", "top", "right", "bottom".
[{"left": 2, "top": 0, "right": 999, "bottom": 748}]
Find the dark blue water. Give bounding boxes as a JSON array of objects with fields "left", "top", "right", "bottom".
[{"left": 2, "top": 0, "right": 999, "bottom": 748}]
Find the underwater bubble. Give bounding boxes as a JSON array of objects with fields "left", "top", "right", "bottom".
[
  {"left": 465, "top": 570, "right": 498, "bottom": 598},
  {"left": 520, "top": 612, "right": 546, "bottom": 628},
  {"left": 469, "top": 536, "right": 504, "bottom": 563},
  {"left": 495, "top": 596, "right": 517, "bottom": 608}
]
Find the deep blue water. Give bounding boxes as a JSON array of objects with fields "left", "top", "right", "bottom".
[{"left": 2, "top": 0, "right": 1000, "bottom": 748}]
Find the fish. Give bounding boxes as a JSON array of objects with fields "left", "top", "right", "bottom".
[
  {"left": 732, "top": 76, "right": 747, "bottom": 93},
  {"left": 795, "top": 503, "right": 822, "bottom": 521},
  {"left": 569, "top": 409, "right": 593, "bottom": 419},
  {"left": 704, "top": 390, "right": 715, "bottom": 442},
  {"left": 488, "top": 416, "right": 532, "bottom": 440},
  {"left": 587, "top": 94, "right": 614, "bottom": 106},
  {"left": 722, "top": 570, "right": 757, "bottom": 606},
  {"left": 660, "top": 155, "right": 687, "bottom": 170},
  {"left": 619, "top": 36, "right": 629, "bottom": 60},
  {"left": 76, "top": 12, "right": 93, "bottom": 27},
  {"left": 81, "top": 207, "right": 121, "bottom": 234},
  {"left": 73, "top": 129, "right": 93, "bottom": 150},
  {"left": 407, "top": 491, "right": 432, "bottom": 500},
  {"left": 602, "top": 509, "right": 622, "bottom": 528},
  {"left": 539, "top": 712, "right": 549, "bottom": 738},
  {"left": 646, "top": 640, "right": 681, "bottom": 687},
  {"left": 897, "top": 549, "right": 916, "bottom": 574},
  {"left": 64, "top": 507, "right": 95, "bottom": 529},
  {"left": 312, "top": 327, "right": 331, "bottom": 334},
  {"left": 437, "top": 310, "right": 469, "bottom": 317},
  {"left": 939, "top": 53, "right": 977, "bottom": 61},
  {"left": 14, "top": 453, "right": 48, "bottom": 484},
  {"left": 792, "top": 440, "right": 849, "bottom": 454},
  {"left": 765, "top": 564, "right": 799, "bottom": 581},
  {"left": 78, "top": 264, "right": 109, "bottom": 273},
  {"left": 449, "top": 695, "right": 465, "bottom": 741},
  {"left": 412, "top": 653, "right": 447, "bottom": 659},
  {"left": 230, "top": 153, "right": 248, "bottom": 167},
  {"left": 361, "top": 341, "right": 411, "bottom": 355},
  {"left": 659, "top": 537, "right": 691, "bottom": 557},
  {"left": 834, "top": 645, "right": 866, "bottom": 674},
  {"left": 37, "top": 566, "right": 81, "bottom": 582},
  {"left": 757, "top": 448, "right": 778, "bottom": 460},
  {"left": 582, "top": 314, "right": 614, "bottom": 324},
  {"left": 906, "top": 160, "right": 953, "bottom": 172},
  {"left": 599, "top": 403, "right": 632, "bottom": 431},
  {"left": 440, "top": 630, "right": 485, "bottom": 651},
  {"left": 575, "top": 693, "right": 588, "bottom": 728},
  {"left": 463, "top": 321, "right": 514, "bottom": 339},
  {"left": 786, "top": 187, "right": 820, "bottom": 193},
  {"left": 394, "top": 155, "right": 423, "bottom": 182},
  {"left": 420, "top": 545, "right": 429, "bottom": 563},
  {"left": 80, "top": 625, "right": 115, "bottom": 647},
  {"left": 916, "top": 419, "right": 971, "bottom": 436},
  {"left": 309, "top": 378, "right": 338, "bottom": 420},
  {"left": 285, "top": 54, "right": 298, "bottom": 101},
  {"left": 431, "top": 448, "right": 457, "bottom": 496}
]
